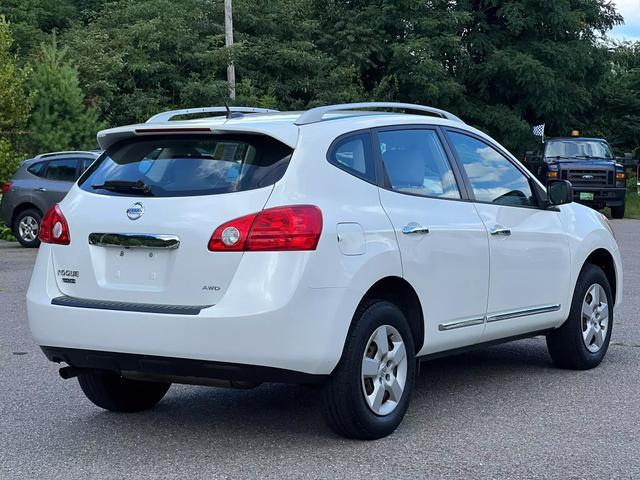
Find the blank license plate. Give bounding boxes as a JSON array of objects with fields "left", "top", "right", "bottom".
[{"left": 579, "top": 192, "right": 594, "bottom": 201}]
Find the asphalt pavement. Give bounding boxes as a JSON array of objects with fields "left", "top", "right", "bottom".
[{"left": 1, "top": 220, "right": 639, "bottom": 479}]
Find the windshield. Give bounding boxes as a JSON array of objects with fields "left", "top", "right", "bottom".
[
  {"left": 545, "top": 140, "right": 613, "bottom": 160},
  {"left": 79, "top": 134, "right": 292, "bottom": 197}
]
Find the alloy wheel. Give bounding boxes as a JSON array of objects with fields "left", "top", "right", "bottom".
[
  {"left": 361, "top": 324, "right": 408, "bottom": 416},
  {"left": 581, "top": 283, "right": 609, "bottom": 353},
  {"left": 18, "top": 216, "right": 39, "bottom": 242}
]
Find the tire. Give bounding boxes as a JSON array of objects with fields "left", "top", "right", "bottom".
[
  {"left": 546, "top": 264, "right": 613, "bottom": 370},
  {"left": 13, "top": 208, "right": 42, "bottom": 248},
  {"left": 78, "top": 371, "right": 171, "bottom": 413},
  {"left": 322, "top": 300, "right": 416, "bottom": 439},
  {"left": 611, "top": 205, "right": 625, "bottom": 219}
]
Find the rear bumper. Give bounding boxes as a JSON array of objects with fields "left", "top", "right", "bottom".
[
  {"left": 41, "top": 346, "right": 327, "bottom": 384},
  {"left": 27, "top": 246, "right": 354, "bottom": 377},
  {"left": 571, "top": 187, "right": 625, "bottom": 207}
]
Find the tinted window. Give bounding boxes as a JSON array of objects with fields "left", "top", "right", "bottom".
[
  {"left": 329, "top": 133, "right": 375, "bottom": 182},
  {"left": 378, "top": 129, "right": 460, "bottom": 199},
  {"left": 448, "top": 132, "right": 535, "bottom": 207},
  {"left": 27, "top": 162, "right": 47, "bottom": 177},
  {"left": 80, "top": 135, "right": 292, "bottom": 197},
  {"left": 81, "top": 158, "right": 95, "bottom": 174},
  {"left": 44, "top": 159, "right": 78, "bottom": 182}
]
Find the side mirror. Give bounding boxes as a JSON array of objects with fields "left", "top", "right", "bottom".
[{"left": 547, "top": 180, "right": 573, "bottom": 206}]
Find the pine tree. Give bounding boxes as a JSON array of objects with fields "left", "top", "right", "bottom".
[
  {"left": 27, "top": 33, "right": 103, "bottom": 154},
  {"left": 0, "top": 16, "right": 31, "bottom": 183}
]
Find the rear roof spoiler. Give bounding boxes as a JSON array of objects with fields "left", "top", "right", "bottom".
[{"left": 146, "top": 107, "right": 280, "bottom": 124}]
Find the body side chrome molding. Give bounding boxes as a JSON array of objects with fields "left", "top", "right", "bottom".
[
  {"left": 438, "top": 304, "right": 561, "bottom": 331},
  {"left": 89, "top": 233, "right": 180, "bottom": 250},
  {"left": 486, "top": 304, "right": 561, "bottom": 323},
  {"left": 438, "top": 317, "right": 485, "bottom": 331}
]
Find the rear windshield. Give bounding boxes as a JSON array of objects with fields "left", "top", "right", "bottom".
[{"left": 79, "top": 134, "right": 293, "bottom": 197}]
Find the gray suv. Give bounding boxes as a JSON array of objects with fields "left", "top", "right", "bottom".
[{"left": 1, "top": 151, "right": 100, "bottom": 247}]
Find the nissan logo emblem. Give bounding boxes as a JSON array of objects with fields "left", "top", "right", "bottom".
[{"left": 126, "top": 202, "right": 144, "bottom": 220}]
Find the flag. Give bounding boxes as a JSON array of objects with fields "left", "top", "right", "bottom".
[{"left": 532, "top": 124, "right": 545, "bottom": 137}]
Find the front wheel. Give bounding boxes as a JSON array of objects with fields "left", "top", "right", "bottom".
[
  {"left": 611, "top": 205, "right": 625, "bottom": 219},
  {"left": 78, "top": 371, "right": 171, "bottom": 412},
  {"left": 322, "top": 300, "right": 416, "bottom": 439},
  {"left": 546, "top": 264, "right": 613, "bottom": 370}
]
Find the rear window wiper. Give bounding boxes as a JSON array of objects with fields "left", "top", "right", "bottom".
[{"left": 91, "top": 179, "right": 153, "bottom": 195}]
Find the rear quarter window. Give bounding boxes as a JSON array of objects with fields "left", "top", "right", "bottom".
[
  {"left": 79, "top": 135, "right": 293, "bottom": 197},
  {"left": 328, "top": 133, "right": 376, "bottom": 183},
  {"left": 27, "top": 162, "right": 47, "bottom": 177}
]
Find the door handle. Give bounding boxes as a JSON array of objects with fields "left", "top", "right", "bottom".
[
  {"left": 36, "top": 187, "right": 47, "bottom": 192},
  {"left": 402, "top": 224, "right": 430, "bottom": 235},
  {"left": 490, "top": 225, "right": 511, "bottom": 236}
]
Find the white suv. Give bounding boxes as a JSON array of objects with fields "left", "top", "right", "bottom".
[{"left": 27, "top": 103, "right": 622, "bottom": 439}]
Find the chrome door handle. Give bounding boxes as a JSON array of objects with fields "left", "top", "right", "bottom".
[
  {"left": 402, "top": 224, "right": 430, "bottom": 235},
  {"left": 36, "top": 187, "right": 47, "bottom": 192},
  {"left": 490, "top": 225, "right": 511, "bottom": 236}
]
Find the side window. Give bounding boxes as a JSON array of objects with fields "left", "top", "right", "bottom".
[
  {"left": 329, "top": 133, "right": 375, "bottom": 183},
  {"left": 448, "top": 132, "right": 535, "bottom": 207},
  {"left": 80, "top": 158, "right": 95, "bottom": 175},
  {"left": 378, "top": 129, "right": 460, "bottom": 199},
  {"left": 43, "top": 159, "right": 78, "bottom": 182},
  {"left": 27, "top": 162, "right": 47, "bottom": 177}
]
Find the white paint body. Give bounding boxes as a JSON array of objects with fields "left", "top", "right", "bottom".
[{"left": 27, "top": 112, "right": 623, "bottom": 375}]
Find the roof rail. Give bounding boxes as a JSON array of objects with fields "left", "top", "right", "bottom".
[
  {"left": 35, "top": 150, "right": 100, "bottom": 159},
  {"left": 294, "top": 102, "right": 464, "bottom": 125},
  {"left": 146, "top": 106, "right": 280, "bottom": 124}
]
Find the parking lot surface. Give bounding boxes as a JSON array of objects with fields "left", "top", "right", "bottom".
[{"left": 1, "top": 220, "right": 639, "bottom": 479}]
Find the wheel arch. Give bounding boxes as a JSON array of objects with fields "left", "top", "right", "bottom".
[
  {"left": 11, "top": 202, "right": 42, "bottom": 230},
  {"left": 583, "top": 248, "right": 617, "bottom": 305},
  {"left": 354, "top": 276, "right": 424, "bottom": 353}
]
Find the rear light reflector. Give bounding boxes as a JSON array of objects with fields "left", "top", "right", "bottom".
[
  {"left": 209, "top": 205, "right": 322, "bottom": 252},
  {"left": 39, "top": 204, "right": 70, "bottom": 245},
  {"left": 1, "top": 181, "right": 12, "bottom": 194}
]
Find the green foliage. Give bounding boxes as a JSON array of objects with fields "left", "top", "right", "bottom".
[
  {"left": 0, "top": 16, "right": 31, "bottom": 183},
  {"left": 1, "top": 0, "right": 639, "bottom": 158},
  {"left": 64, "top": 0, "right": 229, "bottom": 125},
  {"left": 0, "top": 217, "right": 16, "bottom": 241},
  {"left": 0, "top": 138, "right": 20, "bottom": 185},
  {"left": 0, "top": 0, "right": 79, "bottom": 57},
  {"left": 456, "top": 0, "right": 623, "bottom": 152},
  {"left": 27, "top": 34, "right": 103, "bottom": 153}
]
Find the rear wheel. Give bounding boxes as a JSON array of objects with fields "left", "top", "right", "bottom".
[
  {"left": 13, "top": 208, "right": 41, "bottom": 248},
  {"left": 546, "top": 264, "right": 613, "bottom": 370},
  {"left": 78, "top": 371, "right": 171, "bottom": 412},
  {"left": 322, "top": 300, "right": 416, "bottom": 439},
  {"left": 611, "top": 205, "right": 625, "bottom": 219}
]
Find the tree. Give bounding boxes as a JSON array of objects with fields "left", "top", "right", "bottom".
[
  {"left": 454, "top": 0, "right": 623, "bottom": 152},
  {"left": 592, "top": 42, "right": 640, "bottom": 153},
  {"left": 27, "top": 34, "right": 103, "bottom": 153},
  {"left": 0, "top": 16, "right": 31, "bottom": 183}
]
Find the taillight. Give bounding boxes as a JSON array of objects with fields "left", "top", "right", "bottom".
[
  {"left": 39, "top": 204, "right": 70, "bottom": 245},
  {"left": 1, "top": 181, "right": 12, "bottom": 194},
  {"left": 209, "top": 205, "right": 322, "bottom": 252}
]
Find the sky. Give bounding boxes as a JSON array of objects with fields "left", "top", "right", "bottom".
[{"left": 611, "top": 0, "right": 640, "bottom": 41}]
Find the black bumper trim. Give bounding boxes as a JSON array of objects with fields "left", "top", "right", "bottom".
[
  {"left": 51, "top": 295, "right": 211, "bottom": 316},
  {"left": 41, "top": 346, "right": 327, "bottom": 385}
]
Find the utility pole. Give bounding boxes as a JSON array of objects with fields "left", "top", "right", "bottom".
[{"left": 224, "top": 0, "right": 236, "bottom": 100}]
